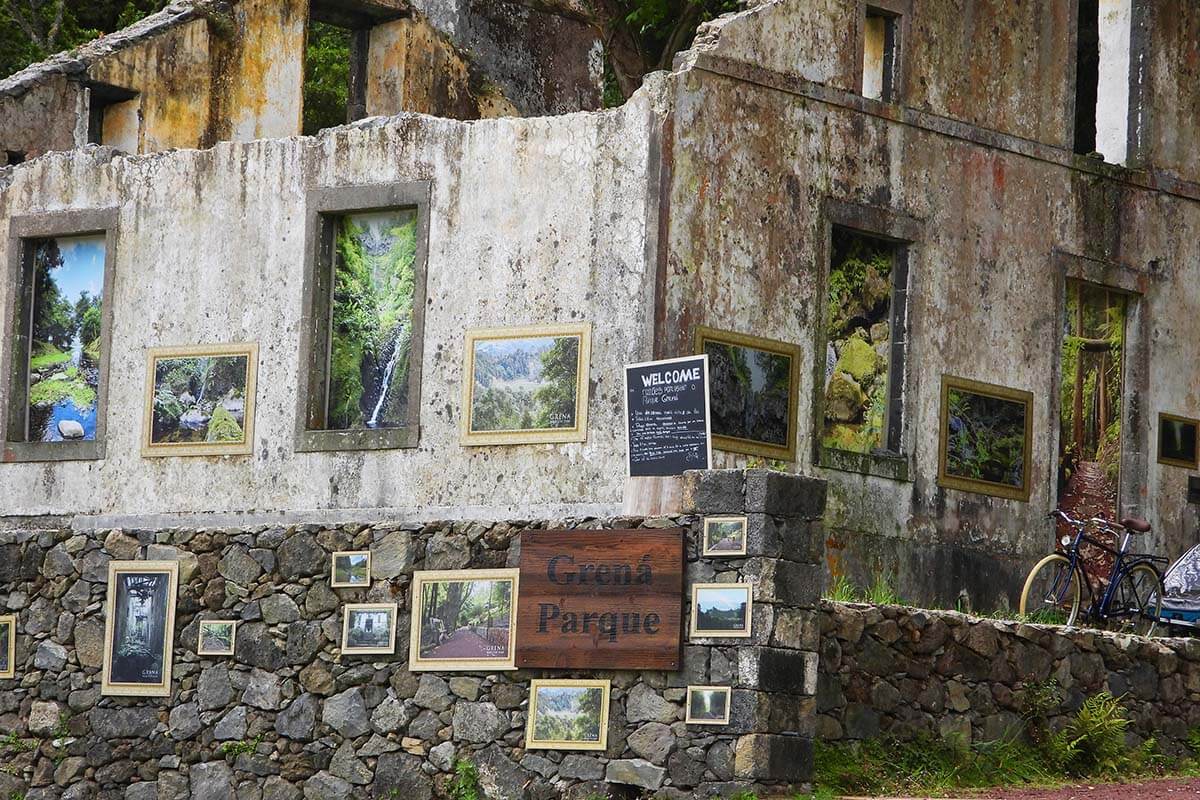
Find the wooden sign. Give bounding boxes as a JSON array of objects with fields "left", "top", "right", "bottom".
[{"left": 516, "top": 529, "right": 684, "bottom": 670}]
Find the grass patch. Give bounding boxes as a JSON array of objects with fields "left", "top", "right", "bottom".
[
  {"left": 29, "top": 372, "right": 95, "bottom": 409},
  {"left": 812, "top": 691, "right": 1183, "bottom": 796},
  {"left": 449, "top": 759, "right": 481, "bottom": 800},
  {"left": 823, "top": 572, "right": 905, "bottom": 606},
  {"left": 29, "top": 343, "right": 72, "bottom": 371}
]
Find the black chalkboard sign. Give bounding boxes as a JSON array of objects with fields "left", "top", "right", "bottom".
[{"left": 624, "top": 355, "right": 711, "bottom": 477}]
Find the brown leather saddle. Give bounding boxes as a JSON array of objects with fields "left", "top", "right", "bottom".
[{"left": 1120, "top": 516, "right": 1152, "bottom": 533}]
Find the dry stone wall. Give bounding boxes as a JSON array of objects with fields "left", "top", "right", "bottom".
[
  {"left": 0, "top": 470, "right": 825, "bottom": 799},
  {"left": 817, "top": 601, "right": 1200, "bottom": 754}
]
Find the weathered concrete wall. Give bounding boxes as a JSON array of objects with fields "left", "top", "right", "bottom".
[
  {"left": 89, "top": 18, "right": 215, "bottom": 154},
  {"left": 0, "top": 469, "right": 824, "bottom": 797},
  {"left": 662, "top": 2, "right": 1200, "bottom": 608},
  {"left": 0, "top": 83, "right": 665, "bottom": 523},
  {"left": 0, "top": 76, "right": 82, "bottom": 159},
  {"left": 1139, "top": 1, "right": 1200, "bottom": 182},
  {"left": 367, "top": 17, "right": 511, "bottom": 121},
  {"left": 691, "top": 0, "right": 1075, "bottom": 147},
  {"left": 408, "top": 0, "right": 604, "bottom": 116},
  {"left": 818, "top": 601, "right": 1200, "bottom": 754}
]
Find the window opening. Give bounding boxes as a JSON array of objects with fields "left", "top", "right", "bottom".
[
  {"left": 863, "top": 7, "right": 898, "bottom": 102},
  {"left": 822, "top": 227, "right": 906, "bottom": 456},
  {"left": 23, "top": 234, "right": 107, "bottom": 442},
  {"left": 305, "top": 0, "right": 403, "bottom": 134},
  {"left": 85, "top": 83, "right": 137, "bottom": 146},
  {"left": 1056, "top": 281, "right": 1127, "bottom": 578},
  {"left": 322, "top": 208, "right": 418, "bottom": 431}
]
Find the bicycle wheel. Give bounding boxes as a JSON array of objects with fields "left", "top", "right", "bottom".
[
  {"left": 1104, "top": 562, "right": 1163, "bottom": 637},
  {"left": 1020, "top": 554, "right": 1082, "bottom": 626}
]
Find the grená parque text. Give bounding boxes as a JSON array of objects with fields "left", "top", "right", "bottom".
[{"left": 536, "top": 554, "right": 662, "bottom": 642}]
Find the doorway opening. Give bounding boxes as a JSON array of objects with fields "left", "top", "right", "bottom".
[{"left": 1057, "top": 281, "right": 1128, "bottom": 572}]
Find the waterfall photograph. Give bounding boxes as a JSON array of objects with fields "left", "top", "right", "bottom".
[
  {"left": 327, "top": 209, "right": 418, "bottom": 431},
  {"left": 686, "top": 686, "right": 731, "bottom": 725},
  {"left": 25, "top": 235, "right": 105, "bottom": 442}
]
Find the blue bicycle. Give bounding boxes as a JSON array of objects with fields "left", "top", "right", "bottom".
[{"left": 1019, "top": 510, "right": 1166, "bottom": 636}]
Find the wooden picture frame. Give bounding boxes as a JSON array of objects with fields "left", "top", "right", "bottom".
[
  {"left": 694, "top": 326, "right": 801, "bottom": 461},
  {"left": 141, "top": 342, "right": 258, "bottom": 458},
  {"left": 0, "top": 615, "right": 14, "bottom": 679},
  {"left": 461, "top": 323, "right": 591, "bottom": 446},
  {"left": 689, "top": 583, "right": 753, "bottom": 638},
  {"left": 102, "top": 560, "right": 179, "bottom": 697},
  {"left": 685, "top": 685, "right": 731, "bottom": 725},
  {"left": 937, "top": 375, "right": 1034, "bottom": 502},
  {"left": 702, "top": 516, "right": 748, "bottom": 557},
  {"left": 526, "top": 679, "right": 610, "bottom": 751},
  {"left": 341, "top": 603, "right": 398, "bottom": 656},
  {"left": 197, "top": 620, "right": 238, "bottom": 656},
  {"left": 331, "top": 551, "right": 372, "bottom": 588},
  {"left": 1158, "top": 412, "right": 1200, "bottom": 469},
  {"left": 409, "top": 569, "right": 518, "bottom": 672}
]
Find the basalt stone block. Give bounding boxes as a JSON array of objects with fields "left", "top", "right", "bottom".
[
  {"left": 744, "top": 470, "right": 827, "bottom": 519},
  {"left": 736, "top": 647, "right": 818, "bottom": 694},
  {"left": 732, "top": 733, "right": 812, "bottom": 781},
  {"left": 745, "top": 514, "right": 824, "bottom": 562},
  {"left": 743, "top": 558, "right": 822, "bottom": 607},
  {"left": 681, "top": 470, "right": 745, "bottom": 515}
]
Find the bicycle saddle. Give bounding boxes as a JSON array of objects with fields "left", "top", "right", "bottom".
[{"left": 1120, "top": 517, "right": 1152, "bottom": 533}]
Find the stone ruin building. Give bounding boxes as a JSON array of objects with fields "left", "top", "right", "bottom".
[{"left": 1, "top": 0, "right": 1199, "bottom": 797}]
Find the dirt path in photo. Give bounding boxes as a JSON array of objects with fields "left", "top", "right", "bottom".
[{"left": 424, "top": 629, "right": 495, "bottom": 659}]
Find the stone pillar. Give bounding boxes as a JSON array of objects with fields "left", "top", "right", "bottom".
[{"left": 681, "top": 468, "right": 827, "bottom": 790}]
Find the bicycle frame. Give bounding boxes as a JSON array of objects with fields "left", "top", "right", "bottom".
[{"left": 1055, "top": 516, "right": 1167, "bottom": 623}]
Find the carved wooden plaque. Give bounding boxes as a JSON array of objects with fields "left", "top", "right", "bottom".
[{"left": 516, "top": 529, "right": 685, "bottom": 670}]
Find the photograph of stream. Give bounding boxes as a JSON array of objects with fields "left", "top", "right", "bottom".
[
  {"left": 25, "top": 234, "right": 105, "bottom": 442},
  {"left": 327, "top": 209, "right": 418, "bottom": 430}
]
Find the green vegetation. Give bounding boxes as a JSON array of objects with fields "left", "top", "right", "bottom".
[
  {"left": 29, "top": 342, "right": 71, "bottom": 371},
  {"left": 219, "top": 734, "right": 262, "bottom": 758},
  {"left": 470, "top": 336, "right": 580, "bottom": 433},
  {"left": 302, "top": 22, "right": 351, "bottom": 135},
  {"left": 0, "top": 730, "right": 35, "bottom": 754},
  {"left": 945, "top": 386, "right": 1027, "bottom": 488},
  {"left": 204, "top": 405, "right": 243, "bottom": 443},
  {"left": 449, "top": 759, "right": 481, "bottom": 800},
  {"left": 823, "top": 573, "right": 904, "bottom": 606},
  {"left": 28, "top": 367, "right": 95, "bottom": 408},
  {"left": 328, "top": 211, "right": 418, "bottom": 430},
  {"left": 822, "top": 231, "right": 893, "bottom": 454},
  {"left": 811, "top": 691, "right": 1177, "bottom": 797},
  {"left": 533, "top": 687, "right": 603, "bottom": 743}
]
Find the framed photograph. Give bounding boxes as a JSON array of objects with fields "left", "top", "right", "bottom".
[
  {"left": 409, "top": 569, "right": 518, "bottom": 671},
  {"left": 142, "top": 343, "right": 258, "bottom": 457},
  {"left": 695, "top": 326, "right": 801, "bottom": 461},
  {"left": 102, "top": 561, "right": 179, "bottom": 697},
  {"left": 526, "top": 679, "right": 610, "bottom": 751},
  {"left": 461, "top": 323, "right": 592, "bottom": 446},
  {"left": 937, "top": 375, "right": 1033, "bottom": 502},
  {"left": 197, "top": 620, "right": 238, "bottom": 656},
  {"left": 685, "top": 685, "right": 731, "bottom": 725},
  {"left": 0, "top": 615, "right": 14, "bottom": 679},
  {"left": 702, "top": 516, "right": 748, "bottom": 557},
  {"left": 690, "top": 583, "right": 753, "bottom": 638},
  {"left": 331, "top": 551, "right": 372, "bottom": 588},
  {"left": 342, "top": 603, "right": 398, "bottom": 656},
  {"left": 1158, "top": 413, "right": 1199, "bottom": 469}
]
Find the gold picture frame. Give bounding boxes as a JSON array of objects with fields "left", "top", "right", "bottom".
[
  {"left": 694, "top": 326, "right": 801, "bottom": 461},
  {"left": 526, "top": 679, "right": 611, "bottom": 751},
  {"left": 341, "top": 603, "right": 398, "bottom": 656},
  {"left": 937, "top": 375, "right": 1034, "bottom": 502},
  {"left": 331, "top": 551, "right": 372, "bottom": 588},
  {"left": 141, "top": 342, "right": 258, "bottom": 458},
  {"left": 197, "top": 620, "right": 238, "bottom": 656},
  {"left": 461, "top": 323, "right": 592, "bottom": 446},
  {"left": 685, "top": 685, "right": 731, "bottom": 725},
  {"left": 689, "top": 583, "right": 753, "bottom": 639},
  {"left": 408, "top": 569, "right": 519, "bottom": 672},
  {"left": 0, "top": 615, "right": 15, "bottom": 680},
  {"left": 1157, "top": 412, "right": 1200, "bottom": 469},
  {"left": 102, "top": 560, "right": 179, "bottom": 697},
  {"left": 702, "top": 516, "right": 748, "bottom": 557}
]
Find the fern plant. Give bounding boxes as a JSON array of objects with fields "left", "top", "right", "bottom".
[
  {"left": 449, "top": 759, "right": 481, "bottom": 800},
  {"left": 1049, "top": 692, "right": 1128, "bottom": 776}
]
